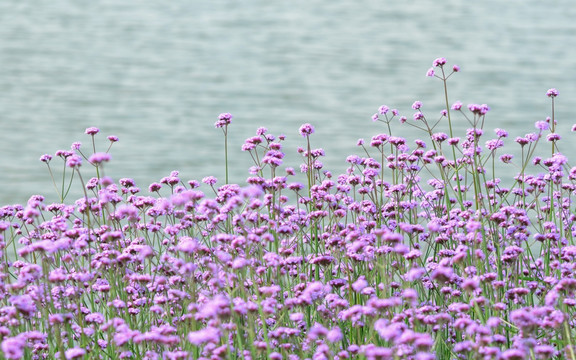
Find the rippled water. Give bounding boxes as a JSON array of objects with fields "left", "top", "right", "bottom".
[{"left": 1, "top": 0, "right": 575, "bottom": 204}]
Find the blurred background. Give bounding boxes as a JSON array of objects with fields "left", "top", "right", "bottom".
[{"left": 1, "top": 0, "right": 575, "bottom": 204}]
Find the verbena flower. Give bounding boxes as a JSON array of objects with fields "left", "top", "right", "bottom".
[
  {"left": 214, "top": 112, "right": 233, "bottom": 128},
  {"left": 432, "top": 57, "right": 447, "bottom": 67},
  {"left": 89, "top": 152, "right": 111, "bottom": 165},
  {"left": 85, "top": 126, "right": 99, "bottom": 135},
  {"left": 546, "top": 88, "right": 559, "bottom": 97},
  {"left": 299, "top": 123, "right": 315, "bottom": 137}
]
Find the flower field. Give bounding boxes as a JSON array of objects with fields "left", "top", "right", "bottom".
[{"left": 0, "top": 59, "right": 574, "bottom": 359}]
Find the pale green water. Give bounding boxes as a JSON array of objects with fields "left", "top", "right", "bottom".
[{"left": 1, "top": 0, "right": 575, "bottom": 204}]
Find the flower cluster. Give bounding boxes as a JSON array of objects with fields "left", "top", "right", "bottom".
[{"left": 215, "top": 113, "right": 233, "bottom": 128}]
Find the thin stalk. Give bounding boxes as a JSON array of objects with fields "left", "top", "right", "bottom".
[{"left": 225, "top": 126, "right": 229, "bottom": 184}]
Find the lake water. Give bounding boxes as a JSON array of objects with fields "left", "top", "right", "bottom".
[{"left": 1, "top": 0, "right": 576, "bottom": 205}]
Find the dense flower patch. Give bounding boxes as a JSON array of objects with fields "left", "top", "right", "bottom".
[{"left": 1, "top": 59, "right": 575, "bottom": 359}]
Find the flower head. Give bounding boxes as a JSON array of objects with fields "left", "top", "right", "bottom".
[
  {"left": 299, "top": 123, "right": 315, "bottom": 137},
  {"left": 215, "top": 113, "right": 233, "bottom": 128},
  {"left": 546, "top": 88, "right": 559, "bottom": 97},
  {"left": 85, "top": 127, "right": 100, "bottom": 135},
  {"left": 66, "top": 154, "right": 82, "bottom": 168},
  {"left": 413, "top": 112, "right": 424, "bottom": 121},
  {"left": 468, "top": 104, "right": 490, "bottom": 115},
  {"left": 89, "top": 152, "right": 112, "bottom": 165},
  {"left": 1, "top": 336, "right": 25, "bottom": 360},
  {"left": 65, "top": 348, "right": 86, "bottom": 359},
  {"left": 451, "top": 101, "right": 463, "bottom": 110},
  {"left": 433, "top": 57, "right": 447, "bottom": 67},
  {"left": 202, "top": 176, "right": 218, "bottom": 186},
  {"left": 495, "top": 128, "right": 508, "bottom": 138},
  {"left": 188, "top": 327, "right": 220, "bottom": 345},
  {"left": 39, "top": 154, "right": 52, "bottom": 163},
  {"left": 535, "top": 121, "right": 549, "bottom": 131}
]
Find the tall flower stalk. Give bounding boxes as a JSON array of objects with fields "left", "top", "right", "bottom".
[{"left": 215, "top": 112, "right": 233, "bottom": 184}]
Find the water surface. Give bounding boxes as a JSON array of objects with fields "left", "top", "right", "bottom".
[{"left": 1, "top": 1, "right": 575, "bottom": 204}]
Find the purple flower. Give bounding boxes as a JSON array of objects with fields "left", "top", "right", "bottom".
[
  {"left": 433, "top": 57, "right": 447, "bottom": 67},
  {"left": 451, "top": 101, "right": 463, "bottom": 110},
  {"left": 501, "top": 349, "right": 526, "bottom": 360},
  {"left": 452, "top": 64, "right": 460, "bottom": 72},
  {"left": 187, "top": 327, "right": 220, "bottom": 345},
  {"left": 462, "top": 278, "right": 479, "bottom": 292},
  {"left": 299, "top": 123, "right": 315, "bottom": 137},
  {"left": 89, "top": 152, "right": 111, "bottom": 165},
  {"left": 534, "top": 345, "right": 556, "bottom": 358},
  {"left": 365, "top": 346, "right": 393, "bottom": 359},
  {"left": 378, "top": 105, "right": 389, "bottom": 114},
  {"left": 426, "top": 68, "right": 435, "bottom": 77},
  {"left": 546, "top": 88, "right": 559, "bottom": 97},
  {"left": 374, "top": 320, "right": 404, "bottom": 342},
  {"left": 289, "top": 312, "right": 304, "bottom": 322},
  {"left": 326, "top": 327, "right": 343, "bottom": 342},
  {"left": 447, "top": 137, "right": 460, "bottom": 145},
  {"left": 1, "top": 336, "right": 25, "bottom": 359},
  {"left": 412, "top": 101, "right": 423, "bottom": 110},
  {"left": 495, "top": 128, "right": 508, "bottom": 138},
  {"left": 453, "top": 340, "right": 473, "bottom": 353},
  {"left": 535, "top": 121, "right": 550, "bottom": 131},
  {"left": 39, "top": 154, "right": 52, "bottom": 163},
  {"left": 66, "top": 154, "right": 82, "bottom": 168},
  {"left": 148, "top": 182, "right": 162, "bottom": 192},
  {"left": 65, "top": 348, "right": 86, "bottom": 359},
  {"left": 111, "top": 299, "right": 126, "bottom": 308},
  {"left": 202, "top": 176, "right": 218, "bottom": 186},
  {"left": 431, "top": 266, "right": 453, "bottom": 283},
  {"left": 214, "top": 113, "right": 233, "bottom": 128},
  {"left": 10, "top": 295, "right": 36, "bottom": 316},
  {"left": 56, "top": 149, "right": 73, "bottom": 158},
  {"left": 468, "top": 103, "right": 490, "bottom": 115},
  {"left": 114, "top": 204, "right": 140, "bottom": 222},
  {"left": 500, "top": 154, "right": 514, "bottom": 163},
  {"left": 515, "top": 136, "right": 529, "bottom": 146},
  {"left": 432, "top": 132, "right": 448, "bottom": 143},
  {"left": 413, "top": 112, "right": 424, "bottom": 121},
  {"left": 308, "top": 323, "right": 328, "bottom": 340},
  {"left": 403, "top": 268, "right": 425, "bottom": 283},
  {"left": 119, "top": 178, "right": 135, "bottom": 187},
  {"left": 86, "top": 312, "right": 105, "bottom": 324},
  {"left": 485, "top": 139, "right": 504, "bottom": 150},
  {"left": 85, "top": 127, "right": 100, "bottom": 135},
  {"left": 108, "top": 135, "right": 119, "bottom": 142},
  {"left": 352, "top": 276, "right": 368, "bottom": 293}
]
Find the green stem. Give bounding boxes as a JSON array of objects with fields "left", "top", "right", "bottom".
[{"left": 225, "top": 127, "right": 229, "bottom": 184}]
